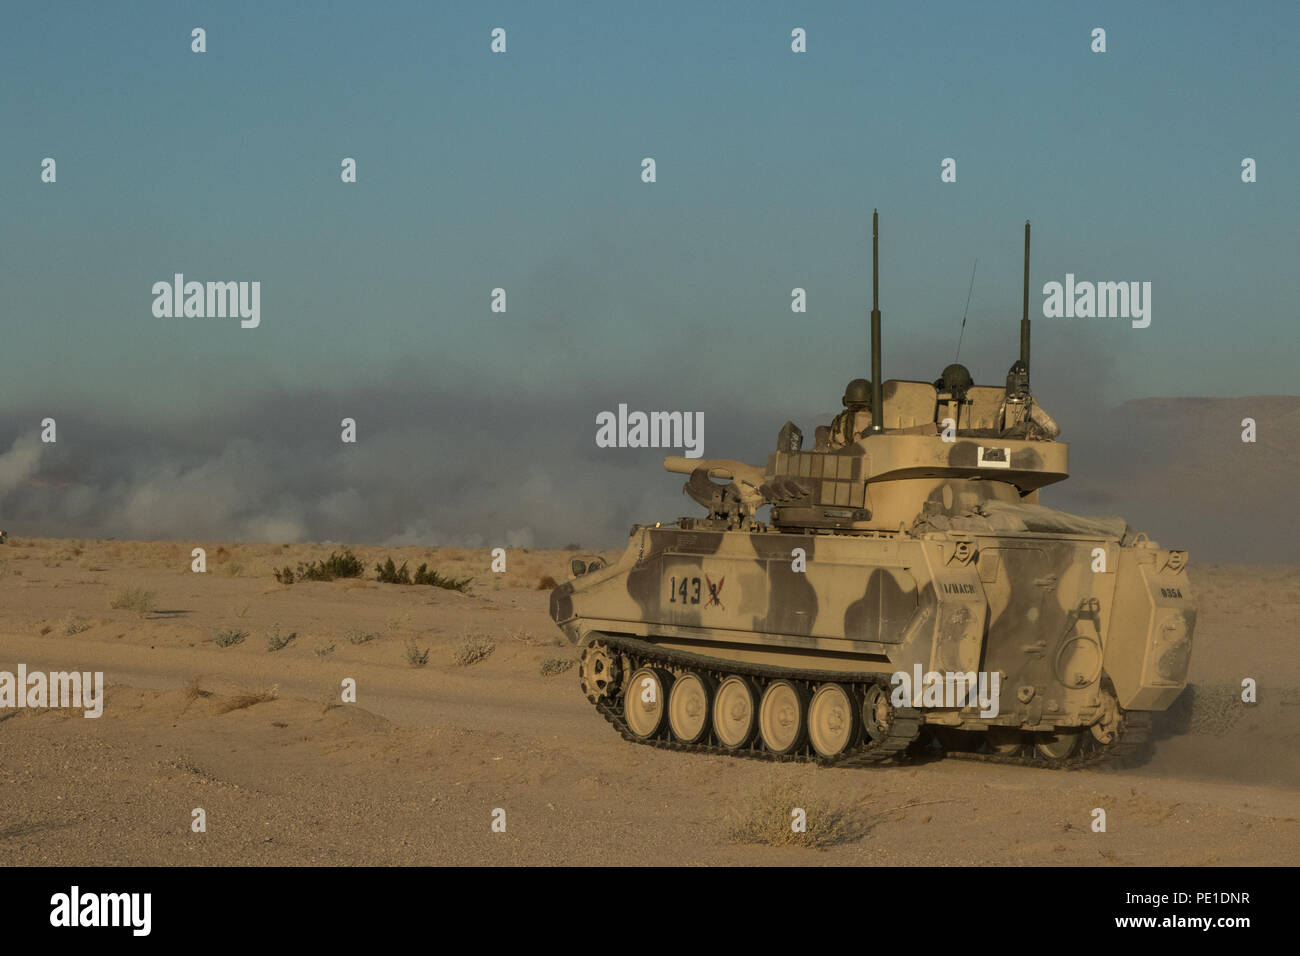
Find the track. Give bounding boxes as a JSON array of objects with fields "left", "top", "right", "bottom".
[
  {"left": 941, "top": 711, "right": 1151, "bottom": 770},
  {"left": 583, "top": 634, "right": 1150, "bottom": 771}
]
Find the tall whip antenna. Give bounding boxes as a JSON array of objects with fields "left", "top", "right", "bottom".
[
  {"left": 869, "top": 209, "right": 883, "bottom": 433},
  {"left": 954, "top": 259, "right": 977, "bottom": 363},
  {"left": 1020, "top": 220, "right": 1031, "bottom": 374}
]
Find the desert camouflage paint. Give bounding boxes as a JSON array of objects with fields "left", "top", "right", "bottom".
[{"left": 552, "top": 379, "right": 1194, "bottom": 750}]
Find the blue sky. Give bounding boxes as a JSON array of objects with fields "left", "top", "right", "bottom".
[
  {"left": 5, "top": 1, "right": 1297, "bottom": 411},
  {"left": 1, "top": 1, "right": 1297, "bottom": 551}
]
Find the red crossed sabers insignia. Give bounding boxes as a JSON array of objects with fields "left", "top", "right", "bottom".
[{"left": 705, "top": 574, "right": 725, "bottom": 608}]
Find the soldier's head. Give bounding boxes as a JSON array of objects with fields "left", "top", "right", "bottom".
[
  {"left": 841, "top": 378, "right": 872, "bottom": 409},
  {"left": 1005, "top": 360, "right": 1030, "bottom": 400},
  {"left": 935, "top": 363, "right": 973, "bottom": 398}
]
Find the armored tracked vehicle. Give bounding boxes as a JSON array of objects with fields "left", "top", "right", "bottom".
[{"left": 550, "top": 214, "right": 1195, "bottom": 769}]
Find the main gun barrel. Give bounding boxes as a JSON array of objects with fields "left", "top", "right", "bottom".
[{"left": 663, "top": 457, "right": 764, "bottom": 487}]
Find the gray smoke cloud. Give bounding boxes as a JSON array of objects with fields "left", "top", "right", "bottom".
[
  {"left": 1, "top": 379, "right": 1295, "bottom": 562},
  {"left": 0, "top": 382, "right": 776, "bottom": 551},
  {"left": 0, "top": 434, "right": 43, "bottom": 498},
  {"left": 1048, "top": 395, "right": 1300, "bottom": 562}
]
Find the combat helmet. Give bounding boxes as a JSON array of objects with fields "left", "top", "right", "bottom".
[
  {"left": 842, "top": 378, "right": 873, "bottom": 408},
  {"left": 936, "top": 363, "right": 974, "bottom": 396}
]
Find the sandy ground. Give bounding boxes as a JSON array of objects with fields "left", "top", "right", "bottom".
[{"left": 0, "top": 538, "right": 1296, "bottom": 866}]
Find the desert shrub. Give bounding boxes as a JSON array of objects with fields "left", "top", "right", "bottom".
[
  {"left": 275, "top": 550, "right": 364, "bottom": 584},
  {"left": 346, "top": 627, "right": 378, "bottom": 645},
  {"left": 724, "top": 780, "right": 853, "bottom": 850},
  {"left": 296, "top": 550, "right": 364, "bottom": 582},
  {"left": 109, "top": 587, "right": 156, "bottom": 616},
  {"left": 372, "top": 557, "right": 472, "bottom": 592},
  {"left": 61, "top": 613, "right": 92, "bottom": 635},
  {"left": 213, "top": 628, "right": 247, "bottom": 648},
  {"left": 375, "top": 558, "right": 412, "bottom": 585},
  {"left": 404, "top": 638, "right": 430, "bottom": 667},
  {"left": 182, "top": 676, "right": 206, "bottom": 704},
  {"left": 413, "top": 563, "right": 473, "bottom": 592},
  {"left": 539, "top": 657, "right": 574, "bottom": 677},
  {"left": 314, "top": 642, "right": 336, "bottom": 660},
  {"left": 265, "top": 625, "right": 296, "bottom": 652},
  {"left": 536, "top": 575, "right": 558, "bottom": 590},
  {"left": 452, "top": 633, "right": 495, "bottom": 667}
]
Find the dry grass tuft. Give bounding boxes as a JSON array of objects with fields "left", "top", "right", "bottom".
[
  {"left": 109, "top": 586, "right": 156, "bottom": 616},
  {"left": 265, "top": 624, "right": 296, "bottom": 652},
  {"left": 212, "top": 628, "right": 247, "bottom": 648},
  {"left": 452, "top": 632, "right": 496, "bottom": 667},
  {"left": 180, "top": 676, "right": 213, "bottom": 714},
  {"left": 724, "top": 780, "right": 856, "bottom": 850},
  {"left": 539, "top": 657, "right": 574, "bottom": 677},
  {"left": 61, "top": 613, "right": 92, "bottom": 635},
  {"left": 404, "top": 638, "right": 430, "bottom": 668},
  {"left": 182, "top": 676, "right": 207, "bottom": 703},
  {"left": 346, "top": 627, "right": 378, "bottom": 645},
  {"left": 217, "top": 684, "right": 278, "bottom": 714}
]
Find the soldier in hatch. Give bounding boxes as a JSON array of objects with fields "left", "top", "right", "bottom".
[
  {"left": 997, "top": 359, "right": 1060, "bottom": 440},
  {"left": 826, "top": 378, "right": 874, "bottom": 448},
  {"left": 934, "top": 363, "right": 974, "bottom": 397},
  {"left": 934, "top": 363, "right": 974, "bottom": 432}
]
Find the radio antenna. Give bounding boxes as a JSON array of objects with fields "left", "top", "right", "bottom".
[
  {"left": 869, "top": 209, "right": 883, "bottom": 433},
  {"left": 954, "top": 259, "right": 977, "bottom": 363}
]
